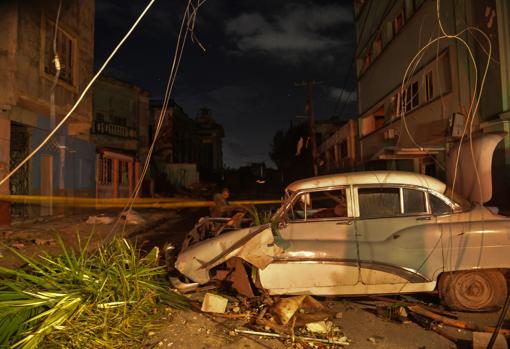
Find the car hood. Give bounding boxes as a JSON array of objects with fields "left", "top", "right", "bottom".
[
  {"left": 446, "top": 132, "right": 505, "bottom": 204},
  {"left": 175, "top": 224, "right": 284, "bottom": 284}
]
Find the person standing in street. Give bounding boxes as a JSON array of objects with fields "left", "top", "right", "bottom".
[{"left": 210, "top": 188, "right": 242, "bottom": 217}]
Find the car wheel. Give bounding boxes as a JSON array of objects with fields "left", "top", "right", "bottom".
[{"left": 439, "top": 270, "right": 507, "bottom": 311}]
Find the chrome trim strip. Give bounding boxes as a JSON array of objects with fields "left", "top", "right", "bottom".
[{"left": 270, "top": 258, "right": 430, "bottom": 283}]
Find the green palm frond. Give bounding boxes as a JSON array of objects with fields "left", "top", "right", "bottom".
[{"left": 0, "top": 234, "right": 188, "bottom": 348}]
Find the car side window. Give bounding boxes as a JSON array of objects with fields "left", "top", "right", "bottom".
[
  {"left": 358, "top": 188, "right": 400, "bottom": 218},
  {"left": 288, "top": 189, "right": 348, "bottom": 221},
  {"left": 429, "top": 194, "right": 452, "bottom": 215},
  {"left": 403, "top": 188, "right": 427, "bottom": 215}
]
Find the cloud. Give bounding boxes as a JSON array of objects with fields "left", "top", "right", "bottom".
[
  {"left": 327, "top": 86, "right": 356, "bottom": 103},
  {"left": 225, "top": 4, "right": 352, "bottom": 63}
]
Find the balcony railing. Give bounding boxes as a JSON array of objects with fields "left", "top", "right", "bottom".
[{"left": 92, "top": 122, "right": 137, "bottom": 139}]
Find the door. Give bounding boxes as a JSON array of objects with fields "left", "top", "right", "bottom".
[
  {"left": 40, "top": 154, "right": 53, "bottom": 216},
  {"left": 9, "top": 124, "right": 30, "bottom": 218},
  {"left": 354, "top": 186, "right": 436, "bottom": 286},
  {"left": 259, "top": 187, "right": 359, "bottom": 290}
]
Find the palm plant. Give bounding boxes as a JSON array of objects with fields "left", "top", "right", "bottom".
[
  {"left": 0, "top": 234, "right": 188, "bottom": 349},
  {"left": 244, "top": 206, "right": 273, "bottom": 226}
]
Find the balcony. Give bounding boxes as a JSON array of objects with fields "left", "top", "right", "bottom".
[{"left": 92, "top": 122, "right": 137, "bottom": 139}]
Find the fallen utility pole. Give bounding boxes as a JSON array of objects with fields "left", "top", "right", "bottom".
[{"left": 295, "top": 80, "right": 322, "bottom": 176}]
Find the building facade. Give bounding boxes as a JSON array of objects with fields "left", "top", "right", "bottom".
[
  {"left": 318, "top": 119, "right": 358, "bottom": 174},
  {"left": 149, "top": 100, "right": 200, "bottom": 192},
  {"left": 0, "top": 0, "right": 96, "bottom": 223},
  {"left": 354, "top": 0, "right": 510, "bottom": 208},
  {"left": 92, "top": 77, "right": 150, "bottom": 198},
  {"left": 195, "top": 108, "right": 224, "bottom": 180}
]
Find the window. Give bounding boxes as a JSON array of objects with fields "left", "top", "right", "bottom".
[
  {"left": 118, "top": 160, "right": 129, "bottom": 185},
  {"left": 373, "top": 33, "right": 382, "bottom": 58},
  {"left": 430, "top": 194, "right": 452, "bottom": 215},
  {"left": 358, "top": 188, "right": 400, "bottom": 218},
  {"left": 391, "top": 92, "right": 401, "bottom": 117},
  {"left": 405, "top": 0, "right": 414, "bottom": 19},
  {"left": 43, "top": 18, "right": 75, "bottom": 85},
  {"left": 404, "top": 81, "right": 419, "bottom": 112},
  {"left": 340, "top": 140, "right": 348, "bottom": 159},
  {"left": 403, "top": 189, "right": 427, "bottom": 214},
  {"left": 288, "top": 189, "right": 348, "bottom": 221},
  {"left": 375, "top": 115, "right": 385, "bottom": 129},
  {"left": 363, "top": 51, "right": 372, "bottom": 71},
  {"left": 393, "top": 9, "right": 405, "bottom": 35},
  {"left": 97, "top": 156, "right": 113, "bottom": 185},
  {"left": 113, "top": 116, "right": 127, "bottom": 126},
  {"left": 424, "top": 71, "right": 434, "bottom": 102}
]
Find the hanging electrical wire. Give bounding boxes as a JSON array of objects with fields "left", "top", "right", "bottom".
[
  {"left": 0, "top": 0, "right": 158, "bottom": 188},
  {"left": 105, "top": 0, "right": 208, "bottom": 236},
  {"left": 395, "top": 0, "right": 493, "bottom": 294}
]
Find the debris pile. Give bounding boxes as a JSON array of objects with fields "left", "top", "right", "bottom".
[
  {"left": 361, "top": 296, "right": 509, "bottom": 348},
  {"left": 173, "top": 279, "right": 510, "bottom": 349},
  {"left": 178, "top": 286, "right": 350, "bottom": 348}
]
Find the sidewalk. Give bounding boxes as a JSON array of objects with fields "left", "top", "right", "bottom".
[{"left": 0, "top": 208, "right": 176, "bottom": 268}]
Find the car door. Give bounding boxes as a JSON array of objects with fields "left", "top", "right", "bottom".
[
  {"left": 258, "top": 187, "right": 360, "bottom": 290},
  {"left": 354, "top": 186, "right": 438, "bottom": 286}
]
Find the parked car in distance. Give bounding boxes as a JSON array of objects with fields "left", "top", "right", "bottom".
[{"left": 175, "top": 171, "right": 510, "bottom": 311}]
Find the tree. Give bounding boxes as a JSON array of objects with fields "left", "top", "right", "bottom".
[{"left": 269, "top": 122, "right": 313, "bottom": 185}]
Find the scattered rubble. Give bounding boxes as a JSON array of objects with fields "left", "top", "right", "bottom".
[
  {"left": 10, "top": 242, "right": 25, "bottom": 249},
  {"left": 33, "top": 238, "right": 56, "bottom": 246},
  {"left": 86, "top": 215, "right": 114, "bottom": 224},
  {"left": 175, "top": 280, "right": 510, "bottom": 349},
  {"left": 305, "top": 321, "right": 331, "bottom": 334},
  {"left": 120, "top": 210, "right": 146, "bottom": 225},
  {"left": 201, "top": 293, "right": 228, "bottom": 313}
]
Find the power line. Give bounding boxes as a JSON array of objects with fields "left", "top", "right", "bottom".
[
  {"left": 107, "top": 0, "right": 207, "bottom": 236},
  {"left": 0, "top": 0, "right": 158, "bottom": 188},
  {"left": 295, "top": 80, "right": 322, "bottom": 176}
]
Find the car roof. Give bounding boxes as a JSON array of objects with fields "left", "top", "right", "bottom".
[{"left": 286, "top": 171, "right": 447, "bottom": 194}]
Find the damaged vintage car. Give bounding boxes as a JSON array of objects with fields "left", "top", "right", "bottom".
[{"left": 173, "top": 134, "right": 510, "bottom": 311}]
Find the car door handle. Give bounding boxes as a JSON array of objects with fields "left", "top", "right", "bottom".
[
  {"left": 336, "top": 220, "right": 353, "bottom": 225},
  {"left": 416, "top": 216, "right": 431, "bottom": 221}
]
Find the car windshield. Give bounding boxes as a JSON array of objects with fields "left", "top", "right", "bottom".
[{"left": 272, "top": 189, "right": 295, "bottom": 221}]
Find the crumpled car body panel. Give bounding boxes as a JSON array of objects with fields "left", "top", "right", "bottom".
[{"left": 175, "top": 224, "right": 283, "bottom": 284}]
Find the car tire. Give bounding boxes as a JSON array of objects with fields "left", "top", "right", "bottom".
[{"left": 439, "top": 270, "right": 507, "bottom": 311}]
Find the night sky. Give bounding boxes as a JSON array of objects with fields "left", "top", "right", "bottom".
[{"left": 94, "top": 0, "right": 357, "bottom": 168}]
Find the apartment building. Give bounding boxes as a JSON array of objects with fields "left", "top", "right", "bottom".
[
  {"left": 92, "top": 77, "right": 150, "bottom": 198},
  {"left": 0, "top": 0, "right": 96, "bottom": 223},
  {"left": 355, "top": 0, "right": 510, "bottom": 208}
]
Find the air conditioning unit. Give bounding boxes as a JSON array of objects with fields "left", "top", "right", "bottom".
[{"left": 384, "top": 128, "right": 397, "bottom": 140}]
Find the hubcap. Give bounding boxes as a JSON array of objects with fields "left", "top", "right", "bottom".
[{"left": 456, "top": 273, "right": 492, "bottom": 308}]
